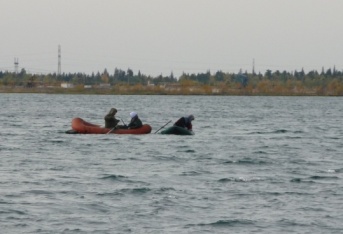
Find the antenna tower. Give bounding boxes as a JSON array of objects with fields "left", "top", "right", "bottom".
[
  {"left": 58, "top": 45, "right": 61, "bottom": 76},
  {"left": 252, "top": 58, "right": 255, "bottom": 75},
  {"left": 14, "top": 58, "right": 19, "bottom": 74}
]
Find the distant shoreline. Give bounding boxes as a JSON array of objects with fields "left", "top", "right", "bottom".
[
  {"left": 0, "top": 86, "right": 332, "bottom": 96},
  {"left": 2, "top": 67, "right": 343, "bottom": 96}
]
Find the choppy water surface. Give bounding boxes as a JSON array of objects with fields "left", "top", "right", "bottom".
[{"left": 0, "top": 94, "right": 342, "bottom": 233}]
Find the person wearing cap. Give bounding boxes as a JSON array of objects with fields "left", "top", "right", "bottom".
[
  {"left": 126, "top": 111, "right": 143, "bottom": 129},
  {"left": 104, "top": 108, "right": 120, "bottom": 128},
  {"left": 174, "top": 115, "right": 195, "bottom": 130}
]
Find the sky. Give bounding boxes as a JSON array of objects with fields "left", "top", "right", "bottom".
[{"left": 1, "top": 0, "right": 343, "bottom": 77}]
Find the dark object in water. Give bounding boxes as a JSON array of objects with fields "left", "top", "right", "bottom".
[{"left": 160, "top": 126, "right": 194, "bottom": 135}]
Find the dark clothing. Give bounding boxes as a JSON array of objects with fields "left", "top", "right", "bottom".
[
  {"left": 174, "top": 117, "right": 192, "bottom": 130},
  {"left": 115, "top": 125, "right": 127, "bottom": 129},
  {"left": 127, "top": 116, "right": 143, "bottom": 129},
  {"left": 104, "top": 114, "right": 120, "bottom": 128}
]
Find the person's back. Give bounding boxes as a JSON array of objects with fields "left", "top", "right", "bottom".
[
  {"left": 174, "top": 117, "right": 187, "bottom": 128},
  {"left": 174, "top": 115, "right": 194, "bottom": 130},
  {"left": 104, "top": 108, "right": 120, "bottom": 128}
]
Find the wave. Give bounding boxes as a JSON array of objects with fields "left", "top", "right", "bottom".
[
  {"left": 218, "top": 177, "right": 261, "bottom": 183},
  {"left": 309, "top": 175, "right": 339, "bottom": 180},
  {"left": 194, "top": 219, "right": 255, "bottom": 227},
  {"left": 96, "top": 188, "right": 151, "bottom": 197},
  {"left": 277, "top": 219, "right": 304, "bottom": 227},
  {"left": 0, "top": 209, "right": 26, "bottom": 215},
  {"left": 25, "top": 189, "right": 54, "bottom": 195},
  {"left": 283, "top": 136, "right": 303, "bottom": 139},
  {"left": 274, "top": 129, "right": 288, "bottom": 133},
  {"left": 100, "top": 174, "right": 127, "bottom": 180},
  {"left": 290, "top": 178, "right": 314, "bottom": 183},
  {"left": 328, "top": 168, "right": 343, "bottom": 173},
  {"left": 96, "top": 186, "right": 175, "bottom": 197},
  {"left": 290, "top": 175, "right": 339, "bottom": 183},
  {"left": 222, "top": 159, "right": 269, "bottom": 165},
  {"left": 248, "top": 129, "right": 305, "bottom": 135},
  {"left": 176, "top": 149, "right": 196, "bottom": 153},
  {"left": 248, "top": 130, "right": 287, "bottom": 134},
  {"left": 181, "top": 171, "right": 202, "bottom": 176},
  {"left": 99, "top": 174, "right": 151, "bottom": 187}
]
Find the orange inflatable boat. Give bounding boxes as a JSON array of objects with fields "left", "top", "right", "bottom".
[{"left": 71, "top": 117, "right": 152, "bottom": 134}]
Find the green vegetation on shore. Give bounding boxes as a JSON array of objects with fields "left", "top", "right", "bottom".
[{"left": 1, "top": 67, "right": 343, "bottom": 95}]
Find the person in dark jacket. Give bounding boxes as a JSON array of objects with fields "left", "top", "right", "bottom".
[
  {"left": 126, "top": 111, "right": 143, "bottom": 129},
  {"left": 104, "top": 108, "right": 120, "bottom": 128},
  {"left": 174, "top": 115, "right": 194, "bottom": 130}
]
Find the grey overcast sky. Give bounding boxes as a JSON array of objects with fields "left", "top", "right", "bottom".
[{"left": 1, "top": 0, "right": 342, "bottom": 77}]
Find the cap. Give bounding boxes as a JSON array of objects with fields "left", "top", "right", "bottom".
[
  {"left": 188, "top": 115, "right": 194, "bottom": 120},
  {"left": 130, "top": 112, "right": 137, "bottom": 118}
]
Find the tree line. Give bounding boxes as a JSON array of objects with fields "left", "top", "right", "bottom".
[
  {"left": 0, "top": 66, "right": 343, "bottom": 95},
  {"left": 0, "top": 68, "right": 176, "bottom": 87}
]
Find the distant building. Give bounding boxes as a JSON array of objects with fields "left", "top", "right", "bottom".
[
  {"left": 147, "top": 81, "right": 155, "bottom": 86},
  {"left": 61, "top": 83, "right": 74, "bottom": 88},
  {"left": 99, "top": 83, "right": 111, "bottom": 88}
]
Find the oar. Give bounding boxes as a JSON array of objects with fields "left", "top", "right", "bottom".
[
  {"left": 106, "top": 121, "right": 119, "bottom": 134},
  {"left": 106, "top": 127, "right": 116, "bottom": 134},
  {"left": 154, "top": 120, "right": 172, "bottom": 134}
]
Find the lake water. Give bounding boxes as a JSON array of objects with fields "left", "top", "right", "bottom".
[{"left": 0, "top": 94, "right": 342, "bottom": 234}]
